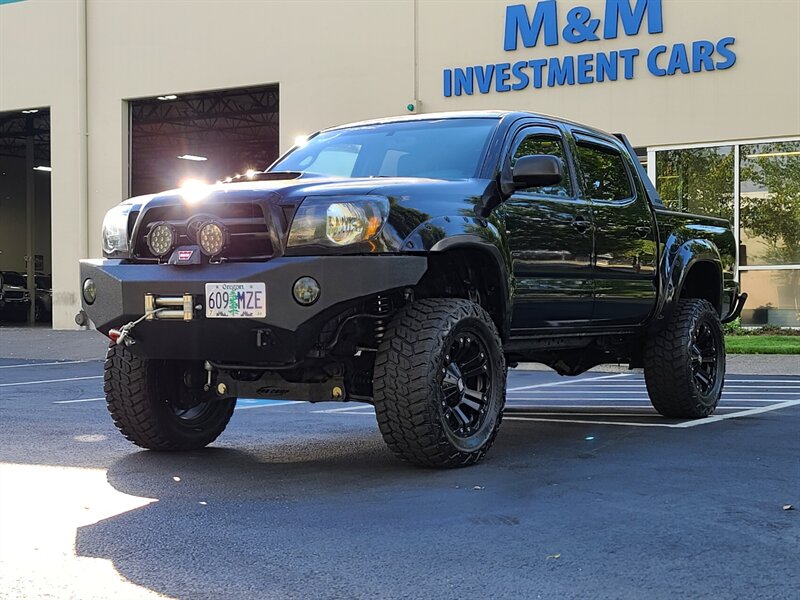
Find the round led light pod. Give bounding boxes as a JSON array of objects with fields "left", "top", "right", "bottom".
[
  {"left": 82, "top": 278, "right": 97, "bottom": 305},
  {"left": 146, "top": 221, "right": 176, "bottom": 257},
  {"left": 292, "top": 276, "right": 320, "bottom": 306},
  {"left": 198, "top": 221, "right": 226, "bottom": 256}
]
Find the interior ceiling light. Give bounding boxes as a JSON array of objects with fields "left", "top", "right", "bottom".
[
  {"left": 177, "top": 154, "right": 208, "bottom": 162},
  {"left": 21, "top": 109, "right": 39, "bottom": 114},
  {"left": 157, "top": 95, "right": 178, "bottom": 101},
  {"left": 33, "top": 166, "right": 52, "bottom": 172}
]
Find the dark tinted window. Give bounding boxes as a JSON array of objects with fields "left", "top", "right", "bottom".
[
  {"left": 576, "top": 143, "right": 633, "bottom": 201},
  {"left": 271, "top": 118, "right": 498, "bottom": 180},
  {"left": 512, "top": 134, "right": 571, "bottom": 197},
  {"left": 2, "top": 272, "right": 25, "bottom": 287}
]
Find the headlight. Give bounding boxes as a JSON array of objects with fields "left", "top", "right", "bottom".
[
  {"left": 101, "top": 204, "right": 133, "bottom": 257},
  {"left": 287, "top": 196, "right": 389, "bottom": 248}
]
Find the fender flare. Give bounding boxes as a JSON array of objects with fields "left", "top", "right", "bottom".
[{"left": 657, "top": 236, "right": 723, "bottom": 321}]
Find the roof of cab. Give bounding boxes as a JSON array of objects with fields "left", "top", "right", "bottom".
[{"left": 320, "top": 110, "right": 617, "bottom": 141}]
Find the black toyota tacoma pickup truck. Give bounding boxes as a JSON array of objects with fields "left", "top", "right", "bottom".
[{"left": 80, "top": 111, "right": 746, "bottom": 468}]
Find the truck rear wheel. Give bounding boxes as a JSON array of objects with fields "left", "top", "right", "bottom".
[
  {"left": 644, "top": 299, "right": 725, "bottom": 418},
  {"left": 373, "top": 299, "right": 506, "bottom": 468},
  {"left": 104, "top": 343, "right": 236, "bottom": 451}
]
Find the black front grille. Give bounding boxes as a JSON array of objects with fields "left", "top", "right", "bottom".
[{"left": 134, "top": 202, "right": 273, "bottom": 262}]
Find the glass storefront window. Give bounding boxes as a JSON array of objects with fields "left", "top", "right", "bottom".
[
  {"left": 740, "top": 269, "right": 800, "bottom": 327},
  {"left": 655, "top": 146, "right": 734, "bottom": 220},
  {"left": 739, "top": 141, "right": 800, "bottom": 267}
]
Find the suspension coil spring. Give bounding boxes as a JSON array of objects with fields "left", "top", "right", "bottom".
[{"left": 373, "top": 295, "right": 391, "bottom": 343}]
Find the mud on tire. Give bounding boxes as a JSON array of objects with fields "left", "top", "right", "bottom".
[
  {"left": 105, "top": 343, "right": 236, "bottom": 451},
  {"left": 373, "top": 298, "right": 506, "bottom": 468}
]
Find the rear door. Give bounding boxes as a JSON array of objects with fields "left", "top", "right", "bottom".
[
  {"left": 571, "top": 132, "right": 658, "bottom": 325},
  {"left": 500, "top": 125, "right": 594, "bottom": 331}
]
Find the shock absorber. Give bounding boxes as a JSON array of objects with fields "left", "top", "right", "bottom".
[{"left": 373, "top": 295, "right": 391, "bottom": 344}]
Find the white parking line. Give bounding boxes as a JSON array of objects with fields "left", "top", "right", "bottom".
[
  {"left": 53, "top": 397, "right": 105, "bottom": 404},
  {"left": 0, "top": 375, "right": 103, "bottom": 388},
  {"left": 235, "top": 401, "right": 305, "bottom": 410},
  {"left": 504, "top": 416, "right": 674, "bottom": 428},
  {"left": 507, "top": 373, "right": 632, "bottom": 392},
  {"left": 508, "top": 390, "right": 800, "bottom": 395},
  {"left": 0, "top": 360, "right": 96, "bottom": 369},
  {"left": 312, "top": 405, "right": 372, "bottom": 414},
  {"left": 536, "top": 384, "right": 800, "bottom": 390},
  {"left": 675, "top": 399, "right": 800, "bottom": 428},
  {"left": 508, "top": 397, "right": 796, "bottom": 403}
]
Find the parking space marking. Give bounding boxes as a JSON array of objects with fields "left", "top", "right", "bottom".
[
  {"left": 0, "top": 360, "right": 97, "bottom": 369},
  {"left": 507, "top": 373, "right": 632, "bottom": 392},
  {"left": 0, "top": 375, "right": 104, "bottom": 388},
  {"left": 313, "top": 404, "right": 372, "bottom": 414},
  {"left": 674, "top": 399, "right": 800, "bottom": 428},
  {"left": 235, "top": 399, "right": 304, "bottom": 410},
  {"left": 53, "top": 397, "right": 105, "bottom": 404}
]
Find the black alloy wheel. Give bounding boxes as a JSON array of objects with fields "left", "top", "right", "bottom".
[
  {"left": 690, "top": 320, "right": 721, "bottom": 395},
  {"left": 440, "top": 334, "right": 493, "bottom": 438}
]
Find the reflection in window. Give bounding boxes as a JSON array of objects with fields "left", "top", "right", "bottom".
[
  {"left": 512, "top": 135, "right": 571, "bottom": 197},
  {"left": 655, "top": 146, "right": 734, "bottom": 220},
  {"left": 576, "top": 143, "right": 632, "bottom": 201},
  {"left": 739, "top": 141, "right": 800, "bottom": 266},
  {"left": 740, "top": 269, "right": 800, "bottom": 327}
]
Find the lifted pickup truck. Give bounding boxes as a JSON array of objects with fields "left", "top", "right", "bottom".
[{"left": 80, "top": 111, "right": 746, "bottom": 468}]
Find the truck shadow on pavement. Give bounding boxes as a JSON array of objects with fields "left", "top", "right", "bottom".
[{"left": 73, "top": 421, "right": 616, "bottom": 600}]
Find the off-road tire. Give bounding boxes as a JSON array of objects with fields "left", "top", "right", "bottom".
[
  {"left": 373, "top": 298, "right": 506, "bottom": 468},
  {"left": 105, "top": 343, "right": 236, "bottom": 451},
  {"left": 644, "top": 299, "right": 725, "bottom": 418}
]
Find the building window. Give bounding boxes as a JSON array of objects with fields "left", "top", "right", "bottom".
[
  {"left": 655, "top": 146, "right": 734, "bottom": 220},
  {"left": 739, "top": 141, "right": 800, "bottom": 267},
  {"left": 651, "top": 138, "right": 800, "bottom": 328}
]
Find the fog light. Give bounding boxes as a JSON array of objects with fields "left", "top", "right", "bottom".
[
  {"left": 146, "top": 221, "right": 175, "bottom": 257},
  {"left": 82, "top": 278, "right": 97, "bottom": 304},
  {"left": 293, "top": 276, "right": 320, "bottom": 306},
  {"left": 198, "top": 221, "right": 226, "bottom": 256}
]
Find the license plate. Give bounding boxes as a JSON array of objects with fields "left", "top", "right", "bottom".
[{"left": 205, "top": 282, "right": 266, "bottom": 318}]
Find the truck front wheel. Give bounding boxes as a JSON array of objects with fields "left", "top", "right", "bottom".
[
  {"left": 644, "top": 299, "right": 726, "bottom": 418},
  {"left": 104, "top": 343, "right": 236, "bottom": 451},
  {"left": 373, "top": 299, "right": 506, "bottom": 468}
]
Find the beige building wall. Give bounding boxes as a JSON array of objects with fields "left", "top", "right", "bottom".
[
  {"left": 0, "top": 0, "right": 87, "bottom": 329},
  {"left": 1, "top": 0, "right": 799, "bottom": 328}
]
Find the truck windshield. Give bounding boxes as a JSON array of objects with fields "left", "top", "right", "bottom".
[{"left": 270, "top": 118, "right": 498, "bottom": 180}]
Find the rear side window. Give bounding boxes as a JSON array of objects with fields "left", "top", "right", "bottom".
[
  {"left": 512, "top": 134, "right": 572, "bottom": 197},
  {"left": 576, "top": 143, "right": 633, "bottom": 201}
]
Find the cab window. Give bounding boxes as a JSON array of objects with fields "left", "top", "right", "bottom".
[
  {"left": 511, "top": 135, "right": 572, "bottom": 197},
  {"left": 575, "top": 143, "right": 633, "bottom": 201}
]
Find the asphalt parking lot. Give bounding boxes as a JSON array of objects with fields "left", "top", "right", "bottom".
[{"left": 1, "top": 354, "right": 798, "bottom": 599}]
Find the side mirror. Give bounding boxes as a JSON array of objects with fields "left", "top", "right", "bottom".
[{"left": 512, "top": 155, "right": 564, "bottom": 188}]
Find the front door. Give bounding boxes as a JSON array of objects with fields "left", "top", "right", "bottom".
[{"left": 500, "top": 126, "right": 594, "bottom": 332}]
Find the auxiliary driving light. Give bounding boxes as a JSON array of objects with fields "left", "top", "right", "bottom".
[
  {"left": 292, "top": 276, "right": 320, "bottom": 306},
  {"left": 82, "top": 278, "right": 97, "bottom": 304},
  {"left": 198, "top": 221, "right": 226, "bottom": 256},
  {"left": 146, "top": 222, "right": 176, "bottom": 257}
]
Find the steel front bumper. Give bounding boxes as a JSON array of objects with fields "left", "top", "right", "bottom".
[{"left": 80, "top": 256, "right": 427, "bottom": 362}]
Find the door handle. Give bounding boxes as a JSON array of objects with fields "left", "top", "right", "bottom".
[
  {"left": 572, "top": 217, "right": 592, "bottom": 233},
  {"left": 635, "top": 225, "right": 652, "bottom": 238}
]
